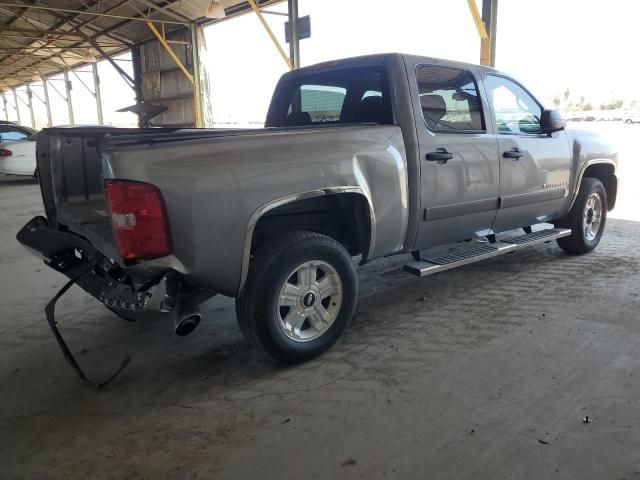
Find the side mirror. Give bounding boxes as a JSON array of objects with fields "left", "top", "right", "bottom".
[{"left": 540, "top": 109, "right": 565, "bottom": 134}]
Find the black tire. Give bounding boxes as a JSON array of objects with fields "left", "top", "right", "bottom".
[
  {"left": 236, "top": 231, "right": 357, "bottom": 364},
  {"left": 556, "top": 177, "right": 607, "bottom": 254}
]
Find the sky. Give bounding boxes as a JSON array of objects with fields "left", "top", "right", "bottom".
[
  {"left": 204, "top": 0, "right": 640, "bottom": 125},
  {"left": 3, "top": 0, "right": 640, "bottom": 128}
]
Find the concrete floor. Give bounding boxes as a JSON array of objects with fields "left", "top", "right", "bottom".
[{"left": 2, "top": 147, "right": 640, "bottom": 478}]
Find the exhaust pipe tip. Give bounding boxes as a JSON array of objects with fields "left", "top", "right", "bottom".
[{"left": 175, "top": 313, "right": 201, "bottom": 337}]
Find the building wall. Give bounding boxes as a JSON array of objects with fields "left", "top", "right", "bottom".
[{"left": 138, "top": 27, "right": 212, "bottom": 128}]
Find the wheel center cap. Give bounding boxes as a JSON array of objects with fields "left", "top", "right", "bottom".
[
  {"left": 302, "top": 291, "right": 316, "bottom": 308},
  {"left": 587, "top": 208, "right": 594, "bottom": 224}
]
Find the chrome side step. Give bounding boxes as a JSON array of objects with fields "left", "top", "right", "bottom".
[{"left": 404, "top": 228, "right": 571, "bottom": 277}]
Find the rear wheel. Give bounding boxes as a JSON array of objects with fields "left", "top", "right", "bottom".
[
  {"left": 556, "top": 177, "right": 607, "bottom": 254},
  {"left": 236, "top": 231, "right": 357, "bottom": 364}
]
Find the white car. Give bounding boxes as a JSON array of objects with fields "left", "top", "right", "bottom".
[
  {"left": 0, "top": 122, "right": 37, "bottom": 177},
  {"left": 624, "top": 112, "right": 640, "bottom": 124}
]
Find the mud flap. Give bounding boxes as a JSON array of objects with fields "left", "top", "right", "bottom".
[{"left": 45, "top": 260, "right": 131, "bottom": 389}]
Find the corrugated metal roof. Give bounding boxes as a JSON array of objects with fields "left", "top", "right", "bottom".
[{"left": 0, "top": 0, "right": 281, "bottom": 90}]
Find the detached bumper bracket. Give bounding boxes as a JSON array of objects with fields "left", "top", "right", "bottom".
[{"left": 45, "top": 259, "right": 131, "bottom": 389}]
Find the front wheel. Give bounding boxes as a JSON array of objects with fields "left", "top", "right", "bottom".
[
  {"left": 236, "top": 231, "right": 357, "bottom": 364},
  {"left": 556, "top": 177, "right": 607, "bottom": 254}
]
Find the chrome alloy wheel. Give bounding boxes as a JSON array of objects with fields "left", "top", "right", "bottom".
[
  {"left": 583, "top": 192, "right": 603, "bottom": 241},
  {"left": 276, "top": 260, "right": 343, "bottom": 342}
]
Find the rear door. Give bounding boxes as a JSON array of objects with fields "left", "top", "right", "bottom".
[
  {"left": 409, "top": 62, "right": 500, "bottom": 249},
  {"left": 483, "top": 74, "right": 571, "bottom": 232}
]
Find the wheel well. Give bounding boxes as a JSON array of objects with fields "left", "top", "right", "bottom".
[
  {"left": 251, "top": 193, "right": 372, "bottom": 259},
  {"left": 584, "top": 163, "right": 617, "bottom": 210}
]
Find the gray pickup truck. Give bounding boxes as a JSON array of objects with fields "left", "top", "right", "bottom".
[{"left": 19, "top": 53, "right": 618, "bottom": 372}]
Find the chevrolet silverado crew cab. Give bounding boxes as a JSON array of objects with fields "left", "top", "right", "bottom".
[{"left": 18, "top": 53, "right": 618, "bottom": 374}]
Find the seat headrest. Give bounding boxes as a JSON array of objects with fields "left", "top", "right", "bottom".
[
  {"left": 354, "top": 96, "right": 384, "bottom": 123},
  {"left": 420, "top": 94, "right": 447, "bottom": 128},
  {"left": 286, "top": 111, "right": 311, "bottom": 126}
]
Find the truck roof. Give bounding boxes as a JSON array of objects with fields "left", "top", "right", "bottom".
[{"left": 282, "top": 53, "right": 500, "bottom": 80}]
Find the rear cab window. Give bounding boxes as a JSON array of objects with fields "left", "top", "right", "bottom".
[
  {"left": 266, "top": 67, "right": 393, "bottom": 127},
  {"left": 415, "top": 65, "right": 485, "bottom": 133},
  {"left": 295, "top": 85, "right": 347, "bottom": 123}
]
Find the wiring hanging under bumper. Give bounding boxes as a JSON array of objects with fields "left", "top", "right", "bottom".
[
  {"left": 45, "top": 259, "right": 131, "bottom": 389},
  {"left": 17, "top": 215, "right": 214, "bottom": 387}
]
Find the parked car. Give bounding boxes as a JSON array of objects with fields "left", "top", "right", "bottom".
[
  {"left": 0, "top": 137, "right": 37, "bottom": 177},
  {"left": 0, "top": 122, "right": 37, "bottom": 177},
  {"left": 624, "top": 112, "right": 640, "bottom": 124},
  {"left": 18, "top": 54, "right": 618, "bottom": 379},
  {"left": 0, "top": 125, "right": 109, "bottom": 177}
]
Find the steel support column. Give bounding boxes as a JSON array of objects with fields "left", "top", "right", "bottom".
[
  {"left": 28, "top": 84, "right": 50, "bottom": 128},
  {"left": 26, "top": 83, "right": 35, "bottom": 128},
  {"left": 12, "top": 88, "right": 20, "bottom": 123},
  {"left": 41, "top": 76, "right": 52, "bottom": 127},
  {"left": 131, "top": 45, "right": 143, "bottom": 104},
  {"left": 1, "top": 94, "right": 7, "bottom": 121},
  {"left": 92, "top": 63, "right": 104, "bottom": 125},
  {"left": 130, "top": 45, "right": 144, "bottom": 128},
  {"left": 481, "top": 0, "right": 498, "bottom": 67},
  {"left": 287, "top": 0, "right": 300, "bottom": 69},
  {"left": 189, "top": 23, "right": 204, "bottom": 128},
  {"left": 63, "top": 70, "right": 74, "bottom": 125}
]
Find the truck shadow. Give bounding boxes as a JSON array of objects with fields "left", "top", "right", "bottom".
[
  {"left": 3, "top": 222, "right": 639, "bottom": 471},
  {"left": 4, "top": 223, "right": 638, "bottom": 420}
]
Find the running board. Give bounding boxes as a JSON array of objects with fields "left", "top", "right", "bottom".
[{"left": 404, "top": 228, "right": 571, "bottom": 277}]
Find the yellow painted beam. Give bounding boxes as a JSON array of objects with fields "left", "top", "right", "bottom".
[
  {"left": 467, "top": 0, "right": 491, "bottom": 66},
  {"left": 467, "top": 0, "right": 489, "bottom": 39},
  {"left": 247, "top": 0, "right": 293, "bottom": 70},
  {"left": 480, "top": 38, "right": 491, "bottom": 67},
  {"left": 146, "top": 21, "right": 194, "bottom": 85}
]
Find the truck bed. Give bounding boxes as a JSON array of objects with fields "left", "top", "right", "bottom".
[{"left": 38, "top": 125, "right": 299, "bottom": 226}]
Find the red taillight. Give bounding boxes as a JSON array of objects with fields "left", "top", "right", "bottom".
[
  {"left": 104, "top": 180, "right": 172, "bottom": 261},
  {"left": 0, "top": 148, "right": 12, "bottom": 157}
]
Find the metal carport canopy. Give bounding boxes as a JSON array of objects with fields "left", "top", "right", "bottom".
[{"left": 0, "top": 0, "right": 284, "bottom": 91}]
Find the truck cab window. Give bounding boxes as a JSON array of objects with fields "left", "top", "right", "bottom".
[
  {"left": 267, "top": 67, "right": 393, "bottom": 127},
  {"left": 288, "top": 85, "right": 347, "bottom": 124},
  {"left": 486, "top": 75, "right": 543, "bottom": 134},
  {"left": 416, "top": 65, "right": 484, "bottom": 132}
]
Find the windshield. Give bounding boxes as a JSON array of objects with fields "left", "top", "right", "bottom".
[{"left": 266, "top": 67, "right": 393, "bottom": 127}]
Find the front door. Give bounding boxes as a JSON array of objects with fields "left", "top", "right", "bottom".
[
  {"left": 411, "top": 63, "right": 500, "bottom": 250},
  {"left": 483, "top": 74, "right": 572, "bottom": 232}
]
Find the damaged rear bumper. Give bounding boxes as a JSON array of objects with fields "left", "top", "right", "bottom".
[
  {"left": 17, "top": 215, "right": 214, "bottom": 387},
  {"left": 17, "top": 216, "right": 193, "bottom": 319}
]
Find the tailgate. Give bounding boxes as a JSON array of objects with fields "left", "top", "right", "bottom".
[
  {"left": 37, "top": 127, "right": 154, "bottom": 260},
  {"left": 38, "top": 128, "right": 113, "bottom": 259}
]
